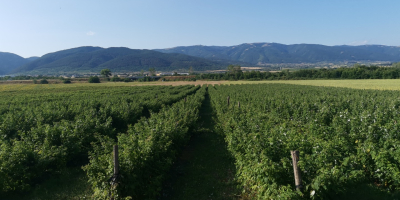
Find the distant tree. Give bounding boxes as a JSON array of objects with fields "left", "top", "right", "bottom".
[
  {"left": 149, "top": 68, "right": 156, "bottom": 76},
  {"left": 140, "top": 69, "right": 144, "bottom": 76},
  {"left": 111, "top": 75, "right": 121, "bottom": 82},
  {"left": 40, "top": 79, "right": 49, "bottom": 84},
  {"left": 226, "top": 65, "right": 243, "bottom": 80},
  {"left": 88, "top": 76, "right": 100, "bottom": 83},
  {"left": 189, "top": 66, "right": 194, "bottom": 74},
  {"left": 392, "top": 62, "right": 400, "bottom": 68},
  {"left": 63, "top": 79, "right": 72, "bottom": 84},
  {"left": 100, "top": 69, "right": 112, "bottom": 77},
  {"left": 227, "top": 65, "right": 235, "bottom": 74}
]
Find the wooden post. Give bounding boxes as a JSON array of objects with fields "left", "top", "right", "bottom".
[
  {"left": 185, "top": 97, "right": 187, "bottom": 102},
  {"left": 291, "top": 150, "right": 302, "bottom": 191},
  {"left": 227, "top": 96, "right": 230, "bottom": 106},
  {"left": 110, "top": 145, "right": 119, "bottom": 200},
  {"left": 238, "top": 101, "right": 240, "bottom": 108},
  {"left": 114, "top": 145, "right": 119, "bottom": 176}
]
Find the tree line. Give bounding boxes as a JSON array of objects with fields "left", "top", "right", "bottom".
[{"left": 196, "top": 64, "right": 400, "bottom": 80}]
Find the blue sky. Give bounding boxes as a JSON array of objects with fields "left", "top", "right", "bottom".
[{"left": 1, "top": 0, "right": 399, "bottom": 57}]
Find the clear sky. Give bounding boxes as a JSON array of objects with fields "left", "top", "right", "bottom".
[{"left": 1, "top": 0, "right": 399, "bottom": 58}]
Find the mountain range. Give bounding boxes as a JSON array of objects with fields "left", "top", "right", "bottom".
[
  {"left": 0, "top": 52, "right": 38, "bottom": 75},
  {"left": 2, "top": 43, "right": 400, "bottom": 75},
  {"left": 10, "top": 47, "right": 231, "bottom": 75},
  {"left": 155, "top": 43, "right": 400, "bottom": 65}
]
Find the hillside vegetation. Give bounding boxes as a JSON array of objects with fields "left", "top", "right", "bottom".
[
  {"left": 0, "top": 52, "right": 37, "bottom": 75},
  {"left": 12, "top": 47, "right": 230, "bottom": 75},
  {"left": 156, "top": 43, "right": 400, "bottom": 64}
]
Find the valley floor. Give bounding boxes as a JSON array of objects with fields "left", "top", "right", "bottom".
[{"left": 4, "top": 79, "right": 400, "bottom": 91}]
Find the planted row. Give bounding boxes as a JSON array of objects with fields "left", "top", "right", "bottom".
[
  {"left": 209, "top": 84, "right": 400, "bottom": 199},
  {"left": 84, "top": 86, "right": 207, "bottom": 199},
  {"left": 0, "top": 85, "right": 199, "bottom": 194}
]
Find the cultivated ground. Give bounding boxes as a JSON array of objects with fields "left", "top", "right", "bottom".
[
  {"left": 3, "top": 79, "right": 400, "bottom": 91},
  {"left": 3, "top": 79, "right": 400, "bottom": 199}
]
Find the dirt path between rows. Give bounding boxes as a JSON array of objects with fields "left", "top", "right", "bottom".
[{"left": 159, "top": 89, "right": 240, "bottom": 200}]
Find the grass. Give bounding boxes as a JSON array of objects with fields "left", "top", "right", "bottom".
[{"left": 159, "top": 91, "right": 240, "bottom": 200}]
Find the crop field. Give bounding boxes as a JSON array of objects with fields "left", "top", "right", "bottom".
[
  {"left": 0, "top": 84, "right": 204, "bottom": 199},
  {"left": 209, "top": 84, "right": 400, "bottom": 199},
  {"left": 226, "top": 79, "right": 400, "bottom": 90},
  {"left": 2, "top": 81, "right": 400, "bottom": 199},
  {"left": 4, "top": 79, "right": 400, "bottom": 91}
]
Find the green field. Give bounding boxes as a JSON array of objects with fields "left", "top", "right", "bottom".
[
  {"left": 2, "top": 80, "right": 400, "bottom": 199},
  {"left": 226, "top": 79, "right": 400, "bottom": 90},
  {"left": 3, "top": 79, "right": 400, "bottom": 92},
  {"left": 210, "top": 83, "right": 400, "bottom": 199}
]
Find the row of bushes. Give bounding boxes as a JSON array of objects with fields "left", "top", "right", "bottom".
[
  {"left": 83, "top": 86, "right": 207, "bottom": 199},
  {"left": 33, "top": 79, "right": 71, "bottom": 84},
  {"left": 0, "top": 85, "right": 199, "bottom": 194},
  {"left": 31, "top": 76, "right": 158, "bottom": 84}
]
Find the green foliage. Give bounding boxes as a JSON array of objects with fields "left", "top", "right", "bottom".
[
  {"left": 0, "top": 85, "right": 200, "bottom": 196},
  {"left": 209, "top": 84, "right": 400, "bottom": 199},
  {"left": 111, "top": 76, "right": 121, "bottom": 82},
  {"left": 138, "top": 77, "right": 155, "bottom": 82},
  {"left": 11, "top": 47, "right": 228, "bottom": 75},
  {"left": 186, "top": 77, "right": 196, "bottom": 81},
  {"left": 88, "top": 76, "right": 100, "bottom": 83},
  {"left": 157, "top": 43, "right": 400, "bottom": 65},
  {"left": 6, "top": 75, "right": 58, "bottom": 81},
  {"left": 149, "top": 67, "right": 156, "bottom": 76},
  {"left": 100, "top": 69, "right": 112, "bottom": 77},
  {"left": 83, "top": 86, "right": 206, "bottom": 199},
  {"left": 392, "top": 62, "right": 400, "bottom": 68},
  {"left": 63, "top": 79, "right": 72, "bottom": 84},
  {"left": 0, "top": 52, "right": 30, "bottom": 75},
  {"left": 197, "top": 66, "right": 400, "bottom": 80},
  {"left": 39, "top": 79, "right": 49, "bottom": 84}
]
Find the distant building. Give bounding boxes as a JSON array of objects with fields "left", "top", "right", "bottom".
[{"left": 158, "top": 73, "right": 174, "bottom": 76}]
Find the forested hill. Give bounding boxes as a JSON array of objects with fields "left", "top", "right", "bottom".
[
  {"left": 0, "top": 52, "right": 37, "bottom": 75},
  {"left": 155, "top": 43, "right": 400, "bottom": 64},
  {"left": 12, "top": 47, "right": 231, "bottom": 75}
]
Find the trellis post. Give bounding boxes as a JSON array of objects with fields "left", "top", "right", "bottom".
[
  {"left": 291, "top": 150, "right": 302, "bottom": 191},
  {"left": 110, "top": 145, "right": 119, "bottom": 200}
]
